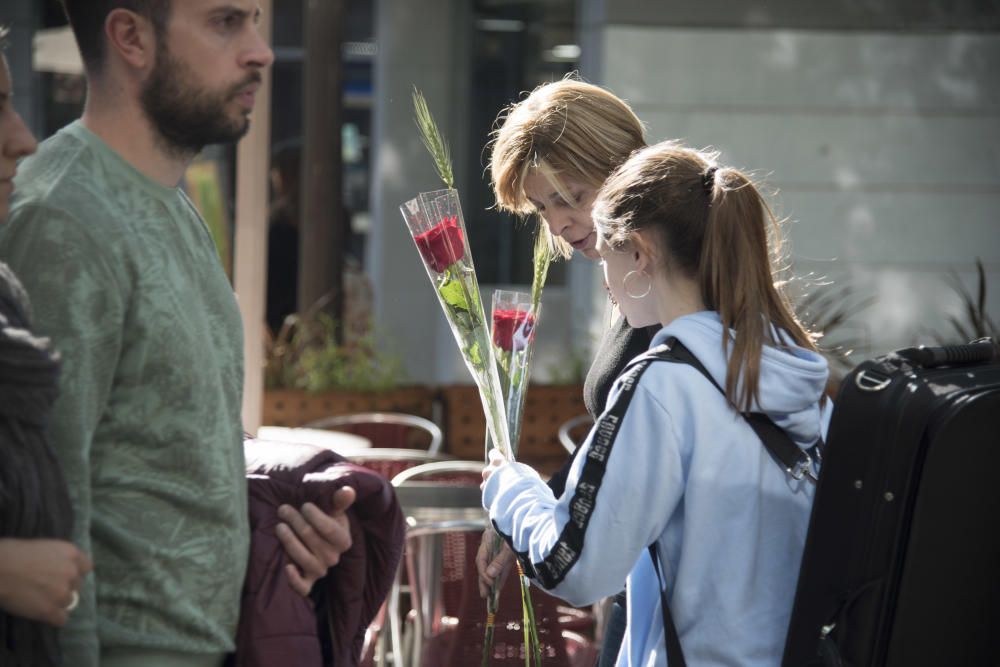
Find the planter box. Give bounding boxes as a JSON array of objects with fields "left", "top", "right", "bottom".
[
  {"left": 440, "top": 384, "right": 586, "bottom": 477},
  {"left": 261, "top": 385, "right": 438, "bottom": 427}
]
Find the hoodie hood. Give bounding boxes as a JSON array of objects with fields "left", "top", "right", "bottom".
[{"left": 653, "top": 311, "right": 829, "bottom": 449}]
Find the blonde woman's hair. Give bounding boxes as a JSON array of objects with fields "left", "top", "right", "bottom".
[
  {"left": 489, "top": 77, "right": 646, "bottom": 258},
  {"left": 593, "top": 141, "right": 819, "bottom": 411}
]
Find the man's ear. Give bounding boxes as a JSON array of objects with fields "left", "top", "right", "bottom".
[{"left": 105, "top": 8, "right": 158, "bottom": 71}]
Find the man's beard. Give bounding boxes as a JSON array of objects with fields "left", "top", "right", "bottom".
[{"left": 140, "top": 44, "right": 259, "bottom": 156}]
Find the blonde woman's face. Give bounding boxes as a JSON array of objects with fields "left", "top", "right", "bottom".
[{"left": 523, "top": 170, "right": 599, "bottom": 260}]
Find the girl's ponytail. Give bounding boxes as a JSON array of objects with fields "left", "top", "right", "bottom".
[
  {"left": 700, "top": 166, "right": 810, "bottom": 410},
  {"left": 595, "top": 143, "right": 818, "bottom": 411}
]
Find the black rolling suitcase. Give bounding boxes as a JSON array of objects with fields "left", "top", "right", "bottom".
[{"left": 783, "top": 339, "right": 1000, "bottom": 667}]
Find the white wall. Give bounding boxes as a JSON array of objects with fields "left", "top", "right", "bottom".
[{"left": 597, "top": 27, "right": 1000, "bottom": 357}]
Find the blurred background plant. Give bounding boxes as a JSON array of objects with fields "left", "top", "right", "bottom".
[
  {"left": 265, "top": 292, "right": 406, "bottom": 393},
  {"left": 933, "top": 258, "right": 998, "bottom": 345},
  {"left": 792, "top": 279, "right": 877, "bottom": 378},
  {"left": 542, "top": 347, "right": 590, "bottom": 385}
]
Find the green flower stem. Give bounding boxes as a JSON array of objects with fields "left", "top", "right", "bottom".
[
  {"left": 522, "top": 575, "right": 542, "bottom": 666},
  {"left": 484, "top": 347, "right": 541, "bottom": 665},
  {"left": 520, "top": 574, "right": 531, "bottom": 667},
  {"left": 481, "top": 532, "right": 503, "bottom": 667}
]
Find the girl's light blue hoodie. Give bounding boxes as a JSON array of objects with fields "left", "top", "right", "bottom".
[{"left": 483, "top": 311, "right": 831, "bottom": 667}]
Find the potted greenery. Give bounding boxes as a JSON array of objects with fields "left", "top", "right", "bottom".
[{"left": 261, "top": 300, "right": 436, "bottom": 427}]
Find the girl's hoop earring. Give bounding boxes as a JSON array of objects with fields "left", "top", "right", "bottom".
[{"left": 623, "top": 270, "right": 652, "bottom": 299}]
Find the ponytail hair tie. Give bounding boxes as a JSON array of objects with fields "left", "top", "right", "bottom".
[{"left": 702, "top": 166, "right": 718, "bottom": 194}]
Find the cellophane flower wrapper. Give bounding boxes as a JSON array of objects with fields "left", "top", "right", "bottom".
[
  {"left": 487, "top": 289, "right": 544, "bottom": 665},
  {"left": 487, "top": 289, "right": 538, "bottom": 459},
  {"left": 399, "top": 188, "right": 512, "bottom": 460}
]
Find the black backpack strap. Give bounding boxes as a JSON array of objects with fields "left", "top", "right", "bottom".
[
  {"left": 633, "top": 338, "right": 822, "bottom": 482},
  {"left": 593, "top": 354, "right": 689, "bottom": 667},
  {"left": 648, "top": 544, "right": 687, "bottom": 667}
]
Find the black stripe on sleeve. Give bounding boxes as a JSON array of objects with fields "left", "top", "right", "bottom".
[{"left": 493, "top": 356, "right": 658, "bottom": 590}]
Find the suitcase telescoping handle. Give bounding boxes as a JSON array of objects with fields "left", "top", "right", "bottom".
[{"left": 894, "top": 339, "right": 997, "bottom": 368}]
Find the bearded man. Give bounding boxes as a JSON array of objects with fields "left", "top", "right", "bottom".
[{"left": 0, "top": 3, "right": 354, "bottom": 666}]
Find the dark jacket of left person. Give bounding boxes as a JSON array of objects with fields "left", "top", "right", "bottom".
[{"left": 234, "top": 439, "right": 405, "bottom": 666}]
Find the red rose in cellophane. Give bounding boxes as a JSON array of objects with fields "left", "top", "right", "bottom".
[
  {"left": 492, "top": 309, "right": 535, "bottom": 352},
  {"left": 414, "top": 215, "right": 464, "bottom": 273}
]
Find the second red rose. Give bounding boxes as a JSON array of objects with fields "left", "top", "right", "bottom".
[{"left": 492, "top": 309, "right": 535, "bottom": 352}]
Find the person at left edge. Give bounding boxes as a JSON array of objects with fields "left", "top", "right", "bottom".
[
  {"left": 0, "top": 3, "right": 354, "bottom": 666},
  {"left": 0, "top": 24, "right": 94, "bottom": 667}
]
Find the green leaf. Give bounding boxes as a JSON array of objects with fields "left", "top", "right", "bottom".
[
  {"left": 438, "top": 277, "right": 469, "bottom": 312},
  {"left": 468, "top": 340, "right": 483, "bottom": 366},
  {"left": 496, "top": 354, "right": 512, "bottom": 395}
]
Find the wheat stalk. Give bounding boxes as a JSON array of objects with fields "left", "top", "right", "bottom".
[
  {"left": 530, "top": 223, "right": 552, "bottom": 314},
  {"left": 412, "top": 87, "right": 455, "bottom": 190}
]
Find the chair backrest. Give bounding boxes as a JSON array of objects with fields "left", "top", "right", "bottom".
[
  {"left": 391, "top": 460, "right": 484, "bottom": 486},
  {"left": 345, "top": 448, "right": 450, "bottom": 482},
  {"left": 307, "top": 412, "right": 444, "bottom": 454},
  {"left": 557, "top": 414, "right": 594, "bottom": 454}
]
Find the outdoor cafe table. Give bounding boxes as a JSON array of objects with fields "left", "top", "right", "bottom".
[
  {"left": 257, "top": 425, "right": 372, "bottom": 452},
  {"left": 394, "top": 482, "right": 485, "bottom": 521}
]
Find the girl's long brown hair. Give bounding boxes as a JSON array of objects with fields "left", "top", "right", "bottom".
[{"left": 594, "top": 141, "right": 818, "bottom": 411}]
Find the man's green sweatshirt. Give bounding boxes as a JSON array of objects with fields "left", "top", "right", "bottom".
[{"left": 0, "top": 121, "right": 249, "bottom": 666}]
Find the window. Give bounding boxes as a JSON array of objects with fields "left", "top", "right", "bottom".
[{"left": 464, "top": 0, "right": 577, "bottom": 286}]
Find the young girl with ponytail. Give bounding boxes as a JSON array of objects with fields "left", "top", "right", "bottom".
[{"left": 482, "top": 141, "right": 831, "bottom": 666}]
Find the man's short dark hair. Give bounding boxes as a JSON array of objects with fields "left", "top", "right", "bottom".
[{"left": 60, "top": 0, "right": 171, "bottom": 71}]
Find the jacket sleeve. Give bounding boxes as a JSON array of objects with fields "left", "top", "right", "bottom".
[
  {"left": 0, "top": 204, "right": 126, "bottom": 665},
  {"left": 483, "top": 381, "right": 687, "bottom": 607}
]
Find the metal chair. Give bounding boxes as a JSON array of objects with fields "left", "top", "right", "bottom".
[
  {"left": 345, "top": 449, "right": 452, "bottom": 666},
  {"left": 403, "top": 522, "right": 594, "bottom": 666},
  {"left": 307, "top": 412, "right": 444, "bottom": 454},
  {"left": 392, "top": 459, "right": 484, "bottom": 486},
  {"left": 345, "top": 448, "right": 450, "bottom": 483},
  {"left": 390, "top": 460, "right": 595, "bottom": 666},
  {"left": 388, "top": 460, "right": 486, "bottom": 666},
  {"left": 557, "top": 414, "right": 594, "bottom": 454}
]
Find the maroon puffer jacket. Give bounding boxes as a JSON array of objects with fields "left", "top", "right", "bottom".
[{"left": 235, "top": 439, "right": 405, "bottom": 666}]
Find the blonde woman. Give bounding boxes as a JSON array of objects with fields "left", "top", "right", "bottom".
[
  {"left": 482, "top": 141, "right": 830, "bottom": 666},
  {"left": 477, "top": 77, "right": 651, "bottom": 664}
]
